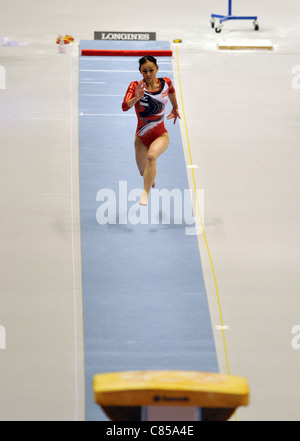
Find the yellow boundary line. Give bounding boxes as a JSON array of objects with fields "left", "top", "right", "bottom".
[{"left": 174, "top": 45, "right": 231, "bottom": 376}]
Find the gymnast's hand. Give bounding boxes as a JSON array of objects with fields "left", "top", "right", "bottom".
[
  {"left": 135, "top": 81, "right": 145, "bottom": 101},
  {"left": 167, "top": 108, "right": 181, "bottom": 124}
]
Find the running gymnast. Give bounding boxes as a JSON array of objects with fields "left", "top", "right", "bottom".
[{"left": 122, "top": 55, "right": 181, "bottom": 206}]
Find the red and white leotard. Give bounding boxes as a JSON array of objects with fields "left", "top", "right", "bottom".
[{"left": 122, "top": 77, "right": 175, "bottom": 148}]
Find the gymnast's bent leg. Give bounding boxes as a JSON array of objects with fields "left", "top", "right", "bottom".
[
  {"left": 134, "top": 135, "right": 148, "bottom": 178},
  {"left": 134, "top": 135, "right": 157, "bottom": 192},
  {"left": 139, "top": 133, "right": 169, "bottom": 206}
]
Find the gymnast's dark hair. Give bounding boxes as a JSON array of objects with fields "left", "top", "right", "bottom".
[{"left": 139, "top": 55, "right": 158, "bottom": 69}]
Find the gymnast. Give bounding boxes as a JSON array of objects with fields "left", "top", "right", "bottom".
[{"left": 122, "top": 55, "right": 181, "bottom": 206}]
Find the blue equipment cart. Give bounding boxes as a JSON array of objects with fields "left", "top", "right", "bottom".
[{"left": 211, "top": 0, "right": 259, "bottom": 33}]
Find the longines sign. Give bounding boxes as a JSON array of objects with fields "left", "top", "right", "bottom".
[{"left": 94, "top": 31, "right": 156, "bottom": 41}]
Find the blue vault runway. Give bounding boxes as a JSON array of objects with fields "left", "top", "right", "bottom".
[{"left": 78, "top": 40, "right": 219, "bottom": 421}]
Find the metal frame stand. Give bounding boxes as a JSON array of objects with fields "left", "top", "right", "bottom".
[{"left": 211, "top": 0, "right": 259, "bottom": 33}]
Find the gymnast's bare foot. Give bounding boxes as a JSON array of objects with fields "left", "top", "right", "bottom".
[{"left": 139, "top": 190, "right": 149, "bottom": 206}]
